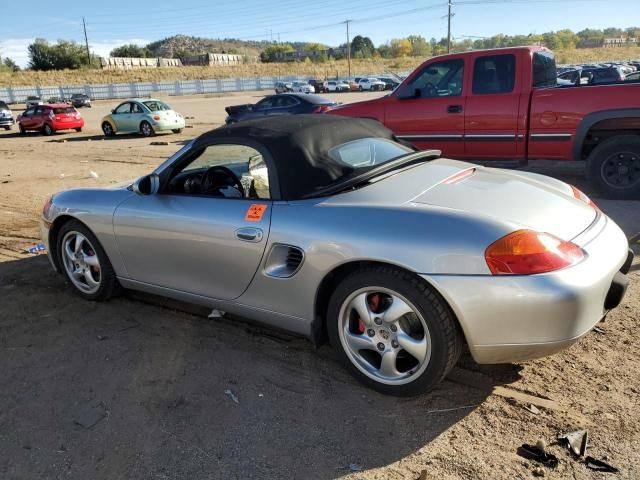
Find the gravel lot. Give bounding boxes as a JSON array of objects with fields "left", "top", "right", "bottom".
[{"left": 0, "top": 91, "right": 638, "bottom": 480}]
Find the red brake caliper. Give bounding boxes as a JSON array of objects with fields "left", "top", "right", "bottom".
[{"left": 358, "top": 294, "right": 381, "bottom": 334}]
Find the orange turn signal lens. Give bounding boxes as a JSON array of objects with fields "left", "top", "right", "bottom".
[
  {"left": 570, "top": 185, "right": 597, "bottom": 209},
  {"left": 153, "top": 115, "right": 161, "bottom": 120},
  {"left": 485, "top": 229, "right": 584, "bottom": 275}
]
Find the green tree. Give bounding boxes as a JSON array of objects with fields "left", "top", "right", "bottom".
[
  {"left": 260, "top": 43, "right": 294, "bottom": 62},
  {"left": 28, "top": 39, "right": 94, "bottom": 70},
  {"left": 0, "top": 57, "right": 20, "bottom": 72},
  {"left": 110, "top": 44, "right": 153, "bottom": 58},
  {"left": 351, "top": 35, "right": 375, "bottom": 58}
]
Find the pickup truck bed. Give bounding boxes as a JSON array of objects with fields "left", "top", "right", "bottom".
[{"left": 330, "top": 46, "right": 640, "bottom": 199}]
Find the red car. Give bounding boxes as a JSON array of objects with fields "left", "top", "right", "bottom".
[
  {"left": 330, "top": 46, "right": 640, "bottom": 199},
  {"left": 18, "top": 103, "right": 84, "bottom": 135}
]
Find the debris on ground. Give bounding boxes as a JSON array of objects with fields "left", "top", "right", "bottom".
[
  {"left": 517, "top": 442, "right": 559, "bottom": 468},
  {"left": 185, "top": 125, "right": 194, "bottom": 128},
  {"left": 558, "top": 429, "right": 588, "bottom": 457},
  {"left": 97, "top": 335, "right": 108, "bottom": 341},
  {"left": 224, "top": 389, "right": 239, "bottom": 405},
  {"left": 73, "top": 403, "right": 107, "bottom": 429},
  {"left": 89, "top": 170, "right": 99, "bottom": 179},
  {"left": 593, "top": 326, "right": 606, "bottom": 334},
  {"left": 348, "top": 463, "right": 362, "bottom": 472},
  {"left": 585, "top": 456, "right": 619, "bottom": 473},
  {"left": 532, "top": 466, "right": 545, "bottom": 477},
  {"left": 150, "top": 141, "right": 170, "bottom": 146},
  {"left": 208, "top": 309, "right": 226, "bottom": 319},
  {"left": 24, "top": 243, "right": 46, "bottom": 254},
  {"left": 524, "top": 404, "right": 540, "bottom": 415}
]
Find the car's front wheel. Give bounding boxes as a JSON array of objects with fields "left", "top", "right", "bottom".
[
  {"left": 327, "top": 266, "right": 463, "bottom": 396},
  {"left": 18, "top": 124, "right": 25, "bottom": 135},
  {"left": 57, "top": 220, "right": 120, "bottom": 301},
  {"left": 172, "top": 128, "right": 183, "bottom": 134},
  {"left": 140, "top": 121, "right": 154, "bottom": 137}
]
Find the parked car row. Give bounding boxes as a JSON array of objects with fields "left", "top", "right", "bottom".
[
  {"left": 557, "top": 60, "right": 640, "bottom": 86},
  {"left": 274, "top": 76, "right": 401, "bottom": 94},
  {"left": 24, "top": 94, "right": 92, "bottom": 109},
  {"left": 0, "top": 97, "right": 184, "bottom": 137}
]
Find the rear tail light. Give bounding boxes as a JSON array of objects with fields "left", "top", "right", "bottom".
[
  {"left": 153, "top": 115, "right": 161, "bottom": 120},
  {"left": 312, "top": 105, "right": 331, "bottom": 113},
  {"left": 570, "top": 185, "right": 597, "bottom": 209},
  {"left": 485, "top": 229, "right": 584, "bottom": 275}
]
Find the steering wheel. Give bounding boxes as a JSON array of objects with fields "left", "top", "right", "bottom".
[
  {"left": 421, "top": 82, "right": 438, "bottom": 98},
  {"left": 201, "top": 166, "right": 244, "bottom": 197}
]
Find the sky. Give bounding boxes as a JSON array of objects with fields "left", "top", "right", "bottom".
[{"left": 1, "top": 0, "right": 639, "bottom": 67}]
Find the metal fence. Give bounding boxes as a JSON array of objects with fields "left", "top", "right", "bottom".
[{"left": 0, "top": 75, "right": 311, "bottom": 104}]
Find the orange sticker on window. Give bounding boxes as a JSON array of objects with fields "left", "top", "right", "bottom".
[{"left": 245, "top": 204, "right": 268, "bottom": 222}]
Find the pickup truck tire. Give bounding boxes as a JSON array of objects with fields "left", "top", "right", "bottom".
[{"left": 587, "top": 135, "right": 640, "bottom": 200}]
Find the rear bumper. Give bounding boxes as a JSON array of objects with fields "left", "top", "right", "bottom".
[
  {"left": 152, "top": 118, "right": 186, "bottom": 131},
  {"left": 52, "top": 119, "right": 84, "bottom": 130},
  {"left": 423, "top": 214, "right": 631, "bottom": 364}
]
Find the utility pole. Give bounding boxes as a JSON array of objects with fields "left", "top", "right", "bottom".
[
  {"left": 447, "top": 1, "right": 452, "bottom": 53},
  {"left": 344, "top": 19, "right": 352, "bottom": 77},
  {"left": 82, "top": 17, "right": 91, "bottom": 65}
]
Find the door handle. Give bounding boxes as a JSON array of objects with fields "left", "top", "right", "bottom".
[
  {"left": 235, "top": 227, "right": 263, "bottom": 242},
  {"left": 447, "top": 105, "right": 463, "bottom": 113}
]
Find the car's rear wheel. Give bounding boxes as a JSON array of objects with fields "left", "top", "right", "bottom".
[
  {"left": 359, "top": 86, "right": 363, "bottom": 91},
  {"left": 75, "top": 128, "right": 82, "bottom": 132},
  {"left": 42, "top": 123, "right": 53, "bottom": 136},
  {"left": 3, "top": 126, "right": 10, "bottom": 131},
  {"left": 18, "top": 124, "right": 25, "bottom": 135},
  {"left": 587, "top": 135, "right": 640, "bottom": 200},
  {"left": 102, "top": 122, "right": 115, "bottom": 137},
  {"left": 57, "top": 220, "right": 120, "bottom": 301},
  {"left": 327, "top": 266, "right": 463, "bottom": 396},
  {"left": 140, "top": 121, "right": 154, "bottom": 137},
  {"left": 172, "top": 128, "right": 183, "bottom": 134}
]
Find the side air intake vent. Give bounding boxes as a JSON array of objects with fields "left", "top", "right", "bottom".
[{"left": 264, "top": 244, "right": 305, "bottom": 278}]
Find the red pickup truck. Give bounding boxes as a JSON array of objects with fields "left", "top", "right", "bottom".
[{"left": 330, "top": 46, "right": 640, "bottom": 199}]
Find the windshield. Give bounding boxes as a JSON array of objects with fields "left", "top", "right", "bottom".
[
  {"left": 143, "top": 100, "right": 171, "bottom": 111},
  {"left": 53, "top": 107, "right": 76, "bottom": 114},
  {"left": 72, "top": 94, "right": 88, "bottom": 98}
]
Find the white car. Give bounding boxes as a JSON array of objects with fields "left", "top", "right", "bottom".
[
  {"left": 25, "top": 96, "right": 44, "bottom": 109},
  {"left": 324, "top": 80, "right": 350, "bottom": 92},
  {"left": 292, "top": 81, "right": 314, "bottom": 94},
  {"left": 358, "top": 78, "right": 386, "bottom": 91},
  {"left": 0, "top": 100, "right": 14, "bottom": 130}
]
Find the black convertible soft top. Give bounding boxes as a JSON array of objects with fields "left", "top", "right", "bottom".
[{"left": 194, "top": 114, "right": 415, "bottom": 200}]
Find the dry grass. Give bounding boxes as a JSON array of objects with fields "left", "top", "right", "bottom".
[{"left": 1, "top": 46, "right": 638, "bottom": 87}]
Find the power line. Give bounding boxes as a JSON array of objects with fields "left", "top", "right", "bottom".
[
  {"left": 344, "top": 20, "right": 352, "bottom": 76},
  {"left": 82, "top": 17, "right": 91, "bottom": 65}
]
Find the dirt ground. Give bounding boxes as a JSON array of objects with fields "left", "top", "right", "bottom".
[{"left": 0, "top": 91, "right": 638, "bottom": 480}]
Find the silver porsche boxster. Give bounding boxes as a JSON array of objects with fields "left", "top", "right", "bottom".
[{"left": 40, "top": 115, "right": 632, "bottom": 396}]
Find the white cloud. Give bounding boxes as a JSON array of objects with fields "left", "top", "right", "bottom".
[{"left": 0, "top": 38, "right": 152, "bottom": 68}]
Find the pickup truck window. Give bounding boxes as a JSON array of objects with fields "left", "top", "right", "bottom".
[
  {"left": 533, "top": 51, "right": 557, "bottom": 87},
  {"left": 472, "top": 54, "right": 515, "bottom": 94},
  {"left": 407, "top": 59, "right": 464, "bottom": 98}
]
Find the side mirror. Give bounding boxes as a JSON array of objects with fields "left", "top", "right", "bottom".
[
  {"left": 396, "top": 84, "right": 419, "bottom": 100},
  {"left": 132, "top": 173, "right": 160, "bottom": 195}
]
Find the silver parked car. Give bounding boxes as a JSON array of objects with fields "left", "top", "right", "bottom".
[{"left": 40, "top": 115, "right": 632, "bottom": 396}]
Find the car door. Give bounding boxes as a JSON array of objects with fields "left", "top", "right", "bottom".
[
  {"left": 32, "top": 106, "right": 47, "bottom": 129},
  {"left": 464, "top": 53, "right": 522, "bottom": 159},
  {"left": 385, "top": 58, "right": 466, "bottom": 156},
  {"left": 113, "top": 142, "right": 273, "bottom": 300},
  {"left": 112, "top": 102, "right": 133, "bottom": 132},
  {"left": 129, "top": 102, "right": 146, "bottom": 132},
  {"left": 20, "top": 107, "right": 36, "bottom": 129}
]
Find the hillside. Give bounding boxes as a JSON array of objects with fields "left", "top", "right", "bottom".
[{"left": 145, "top": 35, "right": 268, "bottom": 59}]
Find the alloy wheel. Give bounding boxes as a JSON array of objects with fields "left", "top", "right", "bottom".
[
  {"left": 338, "top": 287, "right": 432, "bottom": 385},
  {"left": 61, "top": 231, "right": 102, "bottom": 294},
  {"left": 601, "top": 151, "right": 640, "bottom": 189}
]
